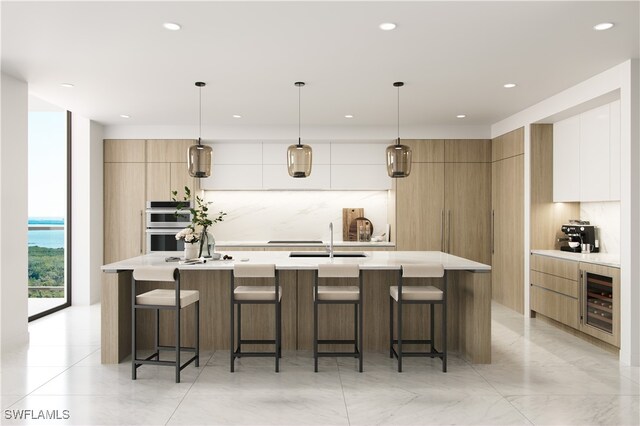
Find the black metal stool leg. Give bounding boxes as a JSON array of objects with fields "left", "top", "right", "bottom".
[
  {"left": 389, "top": 296, "right": 394, "bottom": 358},
  {"left": 195, "top": 300, "right": 200, "bottom": 368},
  {"left": 313, "top": 298, "right": 318, "bottom": 372},
  {"left": 430, "top": 302, "right": 435, "bottom": 355},
  {"left": 398, "top": 297, "right": 403, "bottom": 373}
]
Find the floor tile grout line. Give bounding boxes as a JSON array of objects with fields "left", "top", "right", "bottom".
[
  {"left": 164, "top": 352, "right": 214, "bottom": 426},
  {"left": 336, "top": 358, "right": 352, "bottom": 426},
  {"left": 5, "top": 346, "right": 103, "bottom": 409},
  {"left": 469, "top": 362, "right": 537, "bottom": 426}
]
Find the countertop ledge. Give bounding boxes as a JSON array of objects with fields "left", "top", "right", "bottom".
[
  {"left": 102, "top": 251, "right": 490, "bottom": 273},
  {"left": 531, "top": 250, "right": 620, "bottom": 268},
  {"left": 214, "top": 241, "right": 395, "bottom": 247}
]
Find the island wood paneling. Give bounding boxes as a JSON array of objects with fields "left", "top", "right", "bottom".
[{"left": 103, "top": 267, "right": 491, "bottom": 364}]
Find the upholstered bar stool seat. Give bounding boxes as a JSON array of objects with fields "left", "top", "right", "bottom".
[
  {"left": 230, "top": 264, "right": 282, "bottom": 372},
  {"left": 136, "top": 289, "right": 200, "bottom": 307},
  {"left": 389, "top": 263, "right": 447, "bottom": 373},
  {"left": 314, "top": 263, "right": 363, "bottom": 372},
  {"left": 389, "top": 286, "right": 443, "bottom": 301},
  {"left": 234, "top": 286, "right": 282, "bottom": 301},
  {"left": 131, "top": 266, "right": 199, "bottom": 383}
]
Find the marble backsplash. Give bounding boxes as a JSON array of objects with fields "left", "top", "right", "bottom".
[
  {"left": 203, "top": 190, "right": 389, "bottom": 242},
  {"left": 580, "top": 201, "right": 620, "bottom": 254}
]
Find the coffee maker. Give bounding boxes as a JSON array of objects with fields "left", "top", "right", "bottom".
[{"left": 559, "top": 220, "right": 599, "bottom": 253}]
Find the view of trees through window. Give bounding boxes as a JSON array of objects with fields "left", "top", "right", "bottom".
[{"left": 28, "top": 98, "right": 69, "bottom": 318}]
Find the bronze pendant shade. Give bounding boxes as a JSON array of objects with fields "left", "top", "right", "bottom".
[
  {"left": 386, "top": 82, "right": 412, "bottom": 178},
  {"left": 188, "top": 82, "right": 213, "bottom": 178},
  {"left": 287, "top": 81, "right": 312, "bottom": 178}
]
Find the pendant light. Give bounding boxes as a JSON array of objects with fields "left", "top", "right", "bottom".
[
  {"left": 187, "top": 81, "right": 213, "bottom": 178},
  {"left": 287, "top": 81, "right": 312, "bottom": 178},
  {"left": 386, "top": 81, "right": 412, "bottom": 178}
]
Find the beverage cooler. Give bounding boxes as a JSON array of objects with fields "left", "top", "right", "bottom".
[{"left": 579, "top": 263, "right": 621, "bottom": 347}]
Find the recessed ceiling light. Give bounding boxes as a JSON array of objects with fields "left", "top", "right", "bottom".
[
  {"left": 60, "top": 83, "right": 74, "bottom": 88},
  {"left": 163, "top": 22, "right": 181, "bottom": 31},
  {"left": 120, "top": 114, "right": 131, "bottom": 119},
  {"left": 232, "top": 115, "right": 242, "bottom": 119},
  {"left": 344, "top": 114, "right": 354, "bottom": 119},
  {"left": 503, "top": 83, "right": 517, "bottom": 89},
  {"left": 456, "top": 114, "right": 467, "bottom": 119},
  {"left": 593, "top": 22, "right": 614, "bottom": 31},
  {"left": 379, "top": 23, "right": 397, "bottom": 31}
]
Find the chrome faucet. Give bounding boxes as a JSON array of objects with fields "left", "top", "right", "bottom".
[{"left": 329, "top": 222, "right": 334, "bottom": 258}]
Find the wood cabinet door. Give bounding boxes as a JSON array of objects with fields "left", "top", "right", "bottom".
[
  {"left": 445, "top": 163, "right": 491, "bottom": 264},
  {"left": 396, "top": 163, "right": 445, "bottom": 250},
  {"left": 146, "top": 163, "right": 170, "bottom": 201},
  {"left": 104, "top": 162, "right": 146, "bottom": 262},
  {"left": 170, "top": 163, "right": 196, "bottom": 199},
  {"left": 491, "top": 155, "right": 524, "bottom": 313}
]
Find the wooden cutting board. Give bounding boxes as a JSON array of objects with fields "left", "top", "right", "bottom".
[
  {"left": 342, "top": 208, "right": 364, "bottom": 240},
  {"left": 349, "top": 217, "right": 373, "bottom": 242}
]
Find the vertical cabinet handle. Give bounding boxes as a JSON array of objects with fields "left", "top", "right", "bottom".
[
  {"left": 440, "top": 209, "right": 445, "bottom": 252},
  {"left": 491, "top": 210, "right": 495, "bottom": 255},
  {"left": 140, "top": 210, "right": 144, "bottom": 254},
  {"left": 447, "top": 210, "right": 451, "bottom": 254}
]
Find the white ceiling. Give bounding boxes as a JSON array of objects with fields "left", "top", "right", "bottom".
[{"left": 2, "top": 1, "right": 638, "bottom": 128}]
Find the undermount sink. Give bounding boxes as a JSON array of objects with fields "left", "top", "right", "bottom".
[
  {"left": 289, "top": 251, "right": 367, "bottom": 258},
  {"left": 268, "top": 240, "right": 323, "bottom": 244}
]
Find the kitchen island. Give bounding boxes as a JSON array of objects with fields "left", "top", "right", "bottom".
[{"left": 101, "top": 251, "right": 491, "bottom": 364}]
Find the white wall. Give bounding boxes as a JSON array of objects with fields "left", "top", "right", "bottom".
[
  {"left": 204, "top": 190, "right": 388, "bottom": 242},
  {"left": 1, "top": 73, "right": 29, "bottom": 351},
  {"left": 103, "top": 124, "right": 490, "bottom": 140},
  {"left": 580, "top": 202, "right": 620, "bottom": 255},
  {"left": 491, "top": 59, "right": 640, "bottom": 367},
  {"left": 71, "top": 116, "right": 103, "bottom": 305}
]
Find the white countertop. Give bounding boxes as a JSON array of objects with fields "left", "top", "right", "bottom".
[
  {"left": 102, "top": 251, "right": 491, "bottom": 273},
  {"left": 214, "top": 240, "right": 395, "bottom": 248},
  {"left": 531, "top": 250, "right": 620, "bottom": 268}
]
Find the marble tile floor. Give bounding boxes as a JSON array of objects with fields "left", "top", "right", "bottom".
[{"left": 1, "top": 302, "right": 638, "bottom": 425}]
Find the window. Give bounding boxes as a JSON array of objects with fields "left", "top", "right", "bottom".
[{"left": 28, "top": 97, "right": 71, "bottom": 320}]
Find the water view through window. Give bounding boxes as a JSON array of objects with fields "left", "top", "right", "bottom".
[{"left": 28, "top": 98, "right": 69, "bottom": 319}]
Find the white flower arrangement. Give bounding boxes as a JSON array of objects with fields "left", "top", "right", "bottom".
[{"left": 175, "top": 226, "right": 200, "bottom": 244}]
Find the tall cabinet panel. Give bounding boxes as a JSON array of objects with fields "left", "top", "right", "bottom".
[
  {"left": 104, "top": 162, "right": 146, "bottom": 263},
  {"left": 445, "top": 163, "right": 492, "bottom": 264},
  {"left": 491, "top": 129, "right": 524, "bottom": 314},
  {"left": 396, "top": 163, "right": 445, "bottom": 250}
]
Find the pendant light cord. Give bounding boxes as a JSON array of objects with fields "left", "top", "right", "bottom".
[
  {"left": 396, "top": 84, "right": 400, "bottom": 146},
  {"left": 298, "top": 83, "right": 302, "bottom": 146},
  {"left": 198, "top": 86, "right": 202, "bottom": 145}
]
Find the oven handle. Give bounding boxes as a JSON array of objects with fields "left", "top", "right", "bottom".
[
  {"left": 146, "top": 208, "right": 191, "bottom": 214},
  {"left": 146, "top": 229, "right": 182, "bottom": 234}
]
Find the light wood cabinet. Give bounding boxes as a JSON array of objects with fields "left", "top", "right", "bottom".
[
  {"left": 104, "top": 139, "right": 197, "bottom": 264},
  {"left": 104, "top": 162, "right": 146, "bottom": 263},
  {"left": 396, "top": 163, "right": 445, "bottom": 251},
  {"left": 146, "top": 139, "right": 193, "bottom": 163},
  {"left": 530, "top": 254, "right": 579, "bottom": 328},
  {"left": 104, "top": 139, "right": 145, "bottom": 163},
  {"left": 445, "top": 163, "right": 491, "bottom": 264},
  {"left": 396, "top": 139, "right": 491, "bottom": 263},
  {"left": 492, "top": 129, "right": 524, "bottom": 313}
]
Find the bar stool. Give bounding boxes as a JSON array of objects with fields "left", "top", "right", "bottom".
[
  {"left": 314, "top": 263, "right": 363, "bottom": 372},
  {"left": 131, "top": 266, "right": 199, "bottom": 383},
  {"left": 230, "top": 264, "right": 281, "bottom": 372},
  {"left": 389, "top": 263, "right": 447, "bottom": 372}
]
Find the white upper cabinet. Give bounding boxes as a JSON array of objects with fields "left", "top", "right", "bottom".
[
  {"left": 609, "top": 100, "right": 621, "bottom": 200},
  {"left": 553, "top": 100, "right": 620, "bottom": 202},
  {"left": 202, "top": 140, "right": 391, "bottom": 190},
  {"left": 553, "top": 116, "right": 580, "bottom": 202}
]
